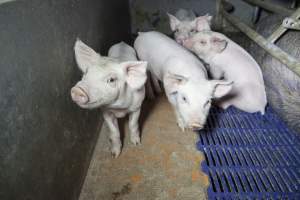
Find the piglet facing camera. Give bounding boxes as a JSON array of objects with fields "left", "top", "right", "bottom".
[
  {"left": 183, "top": 31, "right": 267, "bottom": 114},
  {"left": 71, "top": 39, "right": 147, "bottom": 157}
]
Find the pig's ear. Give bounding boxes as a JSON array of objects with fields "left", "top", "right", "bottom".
[
  {"left": 210, "top": 36, "right": 227, "bottom": 53},
  {"left": 205, "top": 14, "right": 213, "bottom": 23},
  {"left": 121, "top": 61, "right": 148, "bottom": 90},
  {"left": 74, "top": 39, "right": 101, "bottom": 73},
  {"left": 195, "top": 14, "right": 212, "bottom": 31},
  {"left": 164, "top": 72, "right": 188, "bottom": 93},
  {"left": 210, "top": 80, "right": 233, "bottom": 98},
  {"left": 167, "top": 13, "right": 180, "bottom": 31}
]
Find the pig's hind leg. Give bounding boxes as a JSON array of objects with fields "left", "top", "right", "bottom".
[
  {"left": 215, "top": 91, "right": 237, "bottom": 110},
  {"left": 229, "top": 85, "right": 266, "bottom": 114},
  {"left": 145, "top": 70, "right": 163, "bottom": 99},
  {"left": 103, "top": 112, "right": 122, "bottom": 158},
  {"left": 128, "top": 109, "right": 142, "bottom": 145},
  {"left": 217, "top": 100, "right": 232, "bottom": 110}
]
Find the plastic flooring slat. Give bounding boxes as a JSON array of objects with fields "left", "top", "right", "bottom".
[{"left": 197, "top": 106, "right": 300, "bottom": 199}]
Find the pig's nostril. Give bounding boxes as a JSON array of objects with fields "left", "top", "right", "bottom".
[{"left": 71, "top": 87, "right": 89, "bottom": 104}]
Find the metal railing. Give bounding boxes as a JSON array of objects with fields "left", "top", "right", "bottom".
[{"left": 216, "top": 0, "right": 300, "bottom": 77}]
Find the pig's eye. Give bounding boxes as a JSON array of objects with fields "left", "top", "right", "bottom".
[
  {"left": 191, "top": 29, "right": 196, "bottom": 33},
  {"left": 182, "top": 95, "right": 188, "bottom": 103},
  {"left": 200, "top": 40, "right": 207, "bottom": 45},
  {"left": 170, "top": 91, "right": 178, "bottom": 96},
  {"left": 107, "top": 77, "right": 116, "bottom": 83},
  {"left": 204, "top": 100, "right": 211, "bottom": 108}
]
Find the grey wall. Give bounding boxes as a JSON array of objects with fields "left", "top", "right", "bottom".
[{"left": 0, "top": 0, "right": 131, "bottom": 200}]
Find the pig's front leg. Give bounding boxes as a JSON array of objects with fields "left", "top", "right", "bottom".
[
  {"left": 103, "top": 111, "right": 122, "bottom": 158},
  {"left": 151, "top": 73, "right": 162, "bottom": 94},
  {"left": 128, "top": 109, "right": 141, "bottom": 145},
  {"left": 174, "top": 109, "right": 185, "bottom": 132}
]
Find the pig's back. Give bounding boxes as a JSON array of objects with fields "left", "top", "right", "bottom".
[
  {"left": 108, "top": 42, "right": 137, "bottom": 62},
  {"left": 212, "top": 34, "right": 264, "bottom": 84},
  {"left": 175, "top": 9, "right": 196, "bottom": 21},
  {"left": 134, "top": 31, "right": 206, "bottom": 80}
]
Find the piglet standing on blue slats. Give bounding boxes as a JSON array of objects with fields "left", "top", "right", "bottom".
[
  {"left": 71, "top": 40, "right": 147, "bottom": 158},
  {"left": 183, "top": 31, "right": 267, "bottom": 114}
]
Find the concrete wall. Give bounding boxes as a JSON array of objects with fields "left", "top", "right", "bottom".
[{"left": 0, "top": 0, "right": 131, "bottom": 200}]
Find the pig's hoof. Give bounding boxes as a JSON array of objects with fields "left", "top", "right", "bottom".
[
  {"left": 111, "top": 147, "right": 121, "bottom": 158},
  {"left": 218, "top": 101, "right": 230, "bottom": 110},
  {"left": 130, "top": 136, "right": 141, "bottom": 146}
]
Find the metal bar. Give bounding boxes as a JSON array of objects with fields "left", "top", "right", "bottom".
[
  {"left": 282, "top": 18, "right": 300, "bottom": 30},
  {"left": 267, "top": 25, "right": 288, "bottom": 44},
  {"left": 221, "top": 10, "right": 300, "bottom": 78},
  {"left": 242, "top": 0, "right": 294, "bottom": 16},
  {"left": 267, "top": 7, "right": 300, "bottom": 43},
  {"left": 215, "top": 0, "right": 224, "bottom": 30}
]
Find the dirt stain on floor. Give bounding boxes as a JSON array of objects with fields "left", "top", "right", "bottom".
[
  {"left": 112, "top": 183, "right": 132, "bottom": 200},
  {"left": 79, "top": 96, "right": 209, "bottom": 200}
]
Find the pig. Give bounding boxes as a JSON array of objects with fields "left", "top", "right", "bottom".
[
  {"left": 71, "top": 40, "right": 147, "bottom": 157},
  {"left": 183, "top": 31, "right": 267, "bottom": 114},
  {"left": 134, "top": 31, "right": 233, "bottom": 131},
  {"left": 167, "top": 9, "right": 212, "bottom": 44}
]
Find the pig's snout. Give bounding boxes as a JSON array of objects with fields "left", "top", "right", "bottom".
[
  {"left": 189, "top": 122, "right": 204, "bottom": 131},
  {"left": 71, "top": 86, "right": 89, "bottom": 105},
  {"left": 190, "top": 124, "right": 203, "bottom": 131},
  {"left": 176, "top": 38, "right": 186, "bottom": 45},
  {"left": 182, "top": 39, "right": 193, "bottom": 49},
  {"left": 176, "top": 34, "right": 190, "bottom": 45}
]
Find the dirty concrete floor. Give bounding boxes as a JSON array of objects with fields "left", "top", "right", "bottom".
[{"left": 79, "top": 96, "right": 209, "bottom": 200}]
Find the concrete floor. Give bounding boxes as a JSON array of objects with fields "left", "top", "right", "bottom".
[{"left": 79, "top": 96, "right": 209, "bottom": 200}]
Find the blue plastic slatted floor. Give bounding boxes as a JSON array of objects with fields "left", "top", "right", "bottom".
[{"left": 197, "top": 106, "right": 300, "bottom": 200}]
